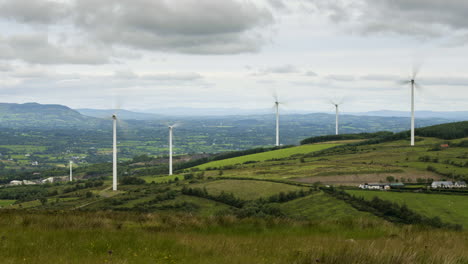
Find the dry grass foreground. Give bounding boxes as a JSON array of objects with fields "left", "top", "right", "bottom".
[{"left": 0, "top": 211, "right": 466, "bottom": 264}]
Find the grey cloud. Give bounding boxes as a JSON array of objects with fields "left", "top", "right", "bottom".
[
  {"left": 0, "top": 62, "right": 12, "bottom": 71},
  {"left": 141, "top": 72, "right": 202, "bottom": 81},
  {"left": 0, "top": 0, "right": 69, "bottom": 24},
  {"left": 304, "top": 71, "right": 318, "bottom": 77},
  {"left": 113, "top": 70, "right": 202, "bottom": 81},
  {"left": 259, "top": 64, "right": 299, "bottom": 75},
  {"left": 73, "top": 0, "right": 274, "bottom": 54},
  {"left": 310, "top": 0, "right": 468, "bottom": 39},
  {"left": 0, "top": 34, "right": 109, "bottom": 65},
  {"left": 420, "top": 77, "right": 468, "bottom": 86},
  {"left": 326, "top": 74, "right": 355, "bottom": 82},
  {"left": 361, "top": 74, "right": 400, "bottom": 81},
  {"left": 0, "top": 0, "right": 274, "bottom": 60}
]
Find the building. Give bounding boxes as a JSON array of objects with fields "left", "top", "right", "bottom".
[
  {"left": 454, "top": 181, "right": 467, "bottom": 188},
  {"left": 431, "top": 181, "right": 454, "bottom": 189},
  {"left": 9, "top": 180, "right": 22, "bottom": 186},
  {"left": 359, "top": 182, "right": 405, "bottom": 190},
  {"left": 22, "top": 180, "right": 37, "bottom": 185},
  {"left": 41, "top": 177, "right": 55, "bottom": 184}
]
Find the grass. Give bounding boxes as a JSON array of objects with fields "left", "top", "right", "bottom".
[
  {"left": 157, "top": 195, "right": 231, "bottom": 216},
  {"left": 195, "top": 143, "right": 341, "bottom": 170},
  {"left": 0, "top": 200, "right": 15, "bottom": 207},
  {"left": 191, "top": 179, "right": 305, "bottom": 200},
  {"left": 0, "top": 211, "right": 466, "bottom": 264},
  {"left": 347, "top": 190, "right": 468, "bottom": 227},
  {"left": 279, "top": 192, "right": 377, "bottom": 221}
]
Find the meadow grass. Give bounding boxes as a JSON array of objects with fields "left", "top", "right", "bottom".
[
  {"left": 195, "top": 143, "right": 340, "bottom": 170},
  {"left": 0, "top": 200, "right": 15, "bottom": 207},
  {"left": 348, "top": 190, "right": 468, "bottom": 227},
  {"left": 191, "top": 179, "right": 306, "bottom": 200},
  {"left": 279, "top": 192, "right": 377, "bottom": 221},
  {"left": 0, "top": 211, "right": 466, "bottom": 264}
]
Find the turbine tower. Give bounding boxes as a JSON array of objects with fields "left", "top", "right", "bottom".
[
  {"left": 275, "top": 100, "right": 280, "bottom": 146},
  {"left": 69, "top": 161, "right": 73, "bottom": 181},
  {"left": 331, "top": 102, "right": 340, "bottom": 135},
  {"left": 112, "top": 114, "right": 118, "bottom": 191},
  {"left": 168, "top": 125, "right": 174, "bottom": 175},
  {"left": 402, "top": 66, "right": 421, "bottom": 147}
]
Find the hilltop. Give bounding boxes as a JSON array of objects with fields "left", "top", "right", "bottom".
[{"left": 0, "top": 102, "right": 103, "bottom": 128}]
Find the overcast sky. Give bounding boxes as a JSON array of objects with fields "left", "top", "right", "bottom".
[{"left": 0, "top": 0, "right": 467, "bottom": 113}]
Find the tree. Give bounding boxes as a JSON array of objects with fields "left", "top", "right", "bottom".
[
  {"left": 386, "top": 176, "right": 395, "bottom": 183},
  {"left": 39, "top": 197, "right": 48, "bottom": 205}
]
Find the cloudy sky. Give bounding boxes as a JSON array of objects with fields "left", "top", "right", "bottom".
[{"left": 0, "top": 0, "right": 467, "bottom": 113}]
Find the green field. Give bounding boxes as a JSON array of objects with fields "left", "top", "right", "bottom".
[
  {"left": 0, "top": 211, "right": 466, "bottom": 264},
  {"left": 347, "top": 190, "right": 468, "bottom": 227},
  {"left": 195, "top": 143, "right": 340, "bottom": 170},
  {"left": 0, "top": 200, "right": 15, "bottom": 207},
  {"left": 280, "top": 192, "right": 377, "bottom": 221},
  {"left": 192, "top": 179, "right": 306, "bottom": 200}
]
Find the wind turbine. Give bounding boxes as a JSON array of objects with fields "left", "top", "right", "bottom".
[
  {"left": 401, "top": 64, "right": 422, "bottom": 146},
  {"left": 168, "top": 125, "right": 174, "bottom": 175},
  {"left": 330, "top": 101, "right": 342, "bottom": 135},
  {"left": 69, "top": 160, "right": 73, "bottom": 181},
  {"left": 167, "top": 123, "right": 181, "bottom": 175},
  {"left": 112, "top": 114, "right": 118, "bottom": 191},
  {"left": 271, "top": 91, "right": 285, "bottom": 147}
]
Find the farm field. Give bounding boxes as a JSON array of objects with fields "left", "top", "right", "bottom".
[
  {"left": 191, "top": 136, "right": 468, "bottom": 186},
  {"left": 347, "top": 190, "right": 468, "bottom": 227},
  {"left": 195, "top": 143, "right": 341, "bottom": 170},
  {"left": 279, "top": 192, "right": 377, "bottom": 221},
  {"left": 191, "top": 179, "right": 306, "bottom": 200}
]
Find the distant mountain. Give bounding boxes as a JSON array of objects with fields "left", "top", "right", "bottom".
[
  {"left": 351, "top": 110, "right": 468, "bottom": 120},
  {"left": 137, "top": 107, "right": 273, "bottom": 116},
  {"left": 0, "top": 102, "right": 102, "bottom": 128},
  {"left": 77, "top": 109, "right": 162, "bottom": 120}
]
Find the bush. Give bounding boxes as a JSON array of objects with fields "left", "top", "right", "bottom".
[{"left": 121, "top": 177, "right": 146, "bottom": 185}]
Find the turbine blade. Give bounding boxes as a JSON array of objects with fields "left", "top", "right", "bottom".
[
  {"left": 269, "top": 88, "right": 279, "bottom": 102},
  {"left": 412, "top": 59, "right": 424, "bottom": 80}
]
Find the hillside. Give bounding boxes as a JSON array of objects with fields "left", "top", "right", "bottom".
[
  {"left": 0, "top": 103, "right": 103, "bottom": 128},
  {"left": 0, "top": 122, "right": 467, "bottom": 263}
]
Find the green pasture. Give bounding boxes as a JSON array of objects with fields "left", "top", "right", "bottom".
[
  {"left": 191, "top": 179, "right": 305, "bottom": 200},
  {"left": 195, "top": 143, "right": 341, "bottom": 170},
  {"left": 347, "top": 190, "right": 468, "bottom": 227},
  {"left": 280, "top": 192, "right": 377, "bottom": 221}
]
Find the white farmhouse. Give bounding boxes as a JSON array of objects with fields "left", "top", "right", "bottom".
[
  {"left": 22, "top": 180, "right": 37, "bottom": 185},
  {"left": 9, "top": 180, "right": 22, "bottom": 186},
  {"left": 431, "top": 181, "right": 454, "bottom": 189},
  {"left": 41, "top": 177, "right": 55, "bottom": 184},
  {"left": 454, "top": 181, "right": 467, "bottom": 188}
]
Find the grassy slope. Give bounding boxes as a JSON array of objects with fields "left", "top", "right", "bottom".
[
  {"left": 280, "top": 192, "right": 377, "bottom": 221},
  {"left": 192, "top": 179, "right": 305, "bottom": 200},
  {"left": 348, "top": 190, "right": 468, "bottom": 227},
  {"left": 0, "top": 211, "right": 466, "bottom": 264},
  {"left": 194, "top": 137, "right": 468, "bottom": 184},
  {"left": 195, "top": 143, "right": 340, "bottom": 170}
]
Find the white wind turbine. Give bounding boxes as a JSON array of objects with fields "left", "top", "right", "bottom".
[
  {"left": 168, "top": 123, "right": 180, "bottom": 175},
  {"left": 69, "top": 160, "right": 73, "bottom": 181},
  {"left": 272, "top": 93, "right": 284, "bottom": 147},
  {"left": 401, "top": 64, "right": 422, "bottom": 146},
  {"left": 112, "top": 114, "right": 118, "bottom": 191},
  {"left": 330, "top": 100, "right": 343, "bottom": 135}
]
